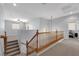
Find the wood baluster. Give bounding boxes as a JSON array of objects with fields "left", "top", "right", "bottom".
[
  {"left": 36, "top": 30, "right": 38, "bottom": 52},
  {"left": 26, "top": 30, "right": 39, "bottom": 55},
  {"left": 56, "top": 30, "right": 57, "bottom": 40},
  {"left": 26, "top": 41, "right": 28, "bottom": 56},
  {"left": 4, "top": 32, "right": 7, "bottom": 55}
]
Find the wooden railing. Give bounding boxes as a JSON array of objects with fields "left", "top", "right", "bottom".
[
  {"left": 26, "top": 30, "right": 38, "bottom": 55},
  {"left": 27, "top": 30, "right": 38, "bottom": 45},
  {"left": 0, "top": 32, "right": 7, "bottom": 55},
  {"left": 26, "top": 30, "right": 64, "bottom": 56},
  {"left": 0, "top": 30, "right": 63, "bottom": 56}
]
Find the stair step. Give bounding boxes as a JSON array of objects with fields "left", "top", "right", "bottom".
[
  {"left": 6, "top": 42, "right": 18, "bottom": 46},
  {"left": 6, "top": 50, "right": 20, "bottom": 56},
  {"left": 12, "top": 51, "right": 20, "bottom": 56},
  {"left": 4, "top": 40, "right": 21, "bottom": 56},
  {"left": 7, "top": 40, "right": 18, "bottom": 43},
  {"left": 6, "top": 46, "right": 19, "bottom": 51},
  {"left": 6, "top": 45, "right": 19, "bottom": 50},
  {"left": 6, "top": 48, "right": 20, "bottom": 54}
]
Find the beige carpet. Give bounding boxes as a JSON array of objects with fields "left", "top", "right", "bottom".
[{"left": 40, "top": 39, "right": 79, "bottom": 56}]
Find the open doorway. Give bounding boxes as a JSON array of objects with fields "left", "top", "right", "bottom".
[{"left": 68, "top": 22, "right": 78, "bottom": 38}]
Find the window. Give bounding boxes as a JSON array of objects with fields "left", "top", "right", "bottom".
[
  {"left": 25, "top": 24, "right": 29, "bottom": 30},
  {"left": 29, "top": 24, "right": 35, "bottom": 30},
  {"left": 25, "top": 24, "right": 36, "bottom": 30},
  {"left": 12, "top": 24, "right": 20, "bottom": 30},
  {"left": 68, "top": 23, "right": 76, "bottom": 30}
]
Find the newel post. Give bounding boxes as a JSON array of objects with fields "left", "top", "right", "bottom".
[
  {"left": 36, "top": 30, "right": 38, "bottom": 52},
  {"left": 4, "top": 31, "right": 7, "bottom": 55}
]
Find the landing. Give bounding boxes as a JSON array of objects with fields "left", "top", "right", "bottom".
[{"left": 40, "top": 39, "right": 79, "bottom": 56}]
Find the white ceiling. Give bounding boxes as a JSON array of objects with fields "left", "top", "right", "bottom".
[{"left": 1, "top": 3, "right": 79, "bottom": 20}]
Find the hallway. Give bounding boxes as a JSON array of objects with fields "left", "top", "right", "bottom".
[
  {"left": 40, "top": 39, "right": 79, "bottom": 56},
  {"left": 0, "top": 3, "right": 79, "bottom": 56}
]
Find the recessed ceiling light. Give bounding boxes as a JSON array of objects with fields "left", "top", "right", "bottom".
[
  {"left": 13, "top": 3, "right": 16, "bottom": 6},
  {"left": 70, "top": 11, "right": 73, "bottom": 14}
]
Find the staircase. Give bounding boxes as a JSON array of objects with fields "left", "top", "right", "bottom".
[
  {"left": 5, "top": 40, "right": 20, "bottom": 56},
  {"left": 0, "top": 31, "right": 63, "bottom": 56}
]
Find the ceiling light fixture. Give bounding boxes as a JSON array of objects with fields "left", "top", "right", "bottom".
[
  {"left": 41, "top": 3, "right": 47, "bottom": 5},
  {"left": 13, "top": 3, "right": 16, "bottom": 6}
]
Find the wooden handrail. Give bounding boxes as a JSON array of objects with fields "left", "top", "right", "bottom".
[
  {"left": 38, "top": 32, "right": 51, "bottom": 34},
  {"left": 27, "top": 31, "right": 63, "bottom": 45},
  {"left": 38, "top": 31, "right": 64, "bottom": 35},
  {"left": 27, "top": 31, "right": 38, "bottom": 45},
  {"left": 26, "top": 30, "right": 38, "bottom": 55},
  {"left": 0, "top": 35, "right": 5, "bottom": 38},
  {"left": 27, "top": 31, "right": 55, "bottom": 45}
]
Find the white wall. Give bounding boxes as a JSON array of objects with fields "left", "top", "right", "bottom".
[
  {"left": 51, "top": 13, "right": 79, "bottom": 39},
  {"left": 0, "top": 4, "right": 5, "bottom": 56},
  {"left": 5, "top": 20, "right": 27, "bottom": 41},
  {"left": 0, "top": 5, "right": 4, "bottom": 34},
  {"left": 29, "top": 19, "right": 52, "bottom": 32},
  {"left": 5, "top": 20, "right": 18, "bottom": 35},
  {"left": 17, "top": 30, "right": 37, "bottom": 54}
]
